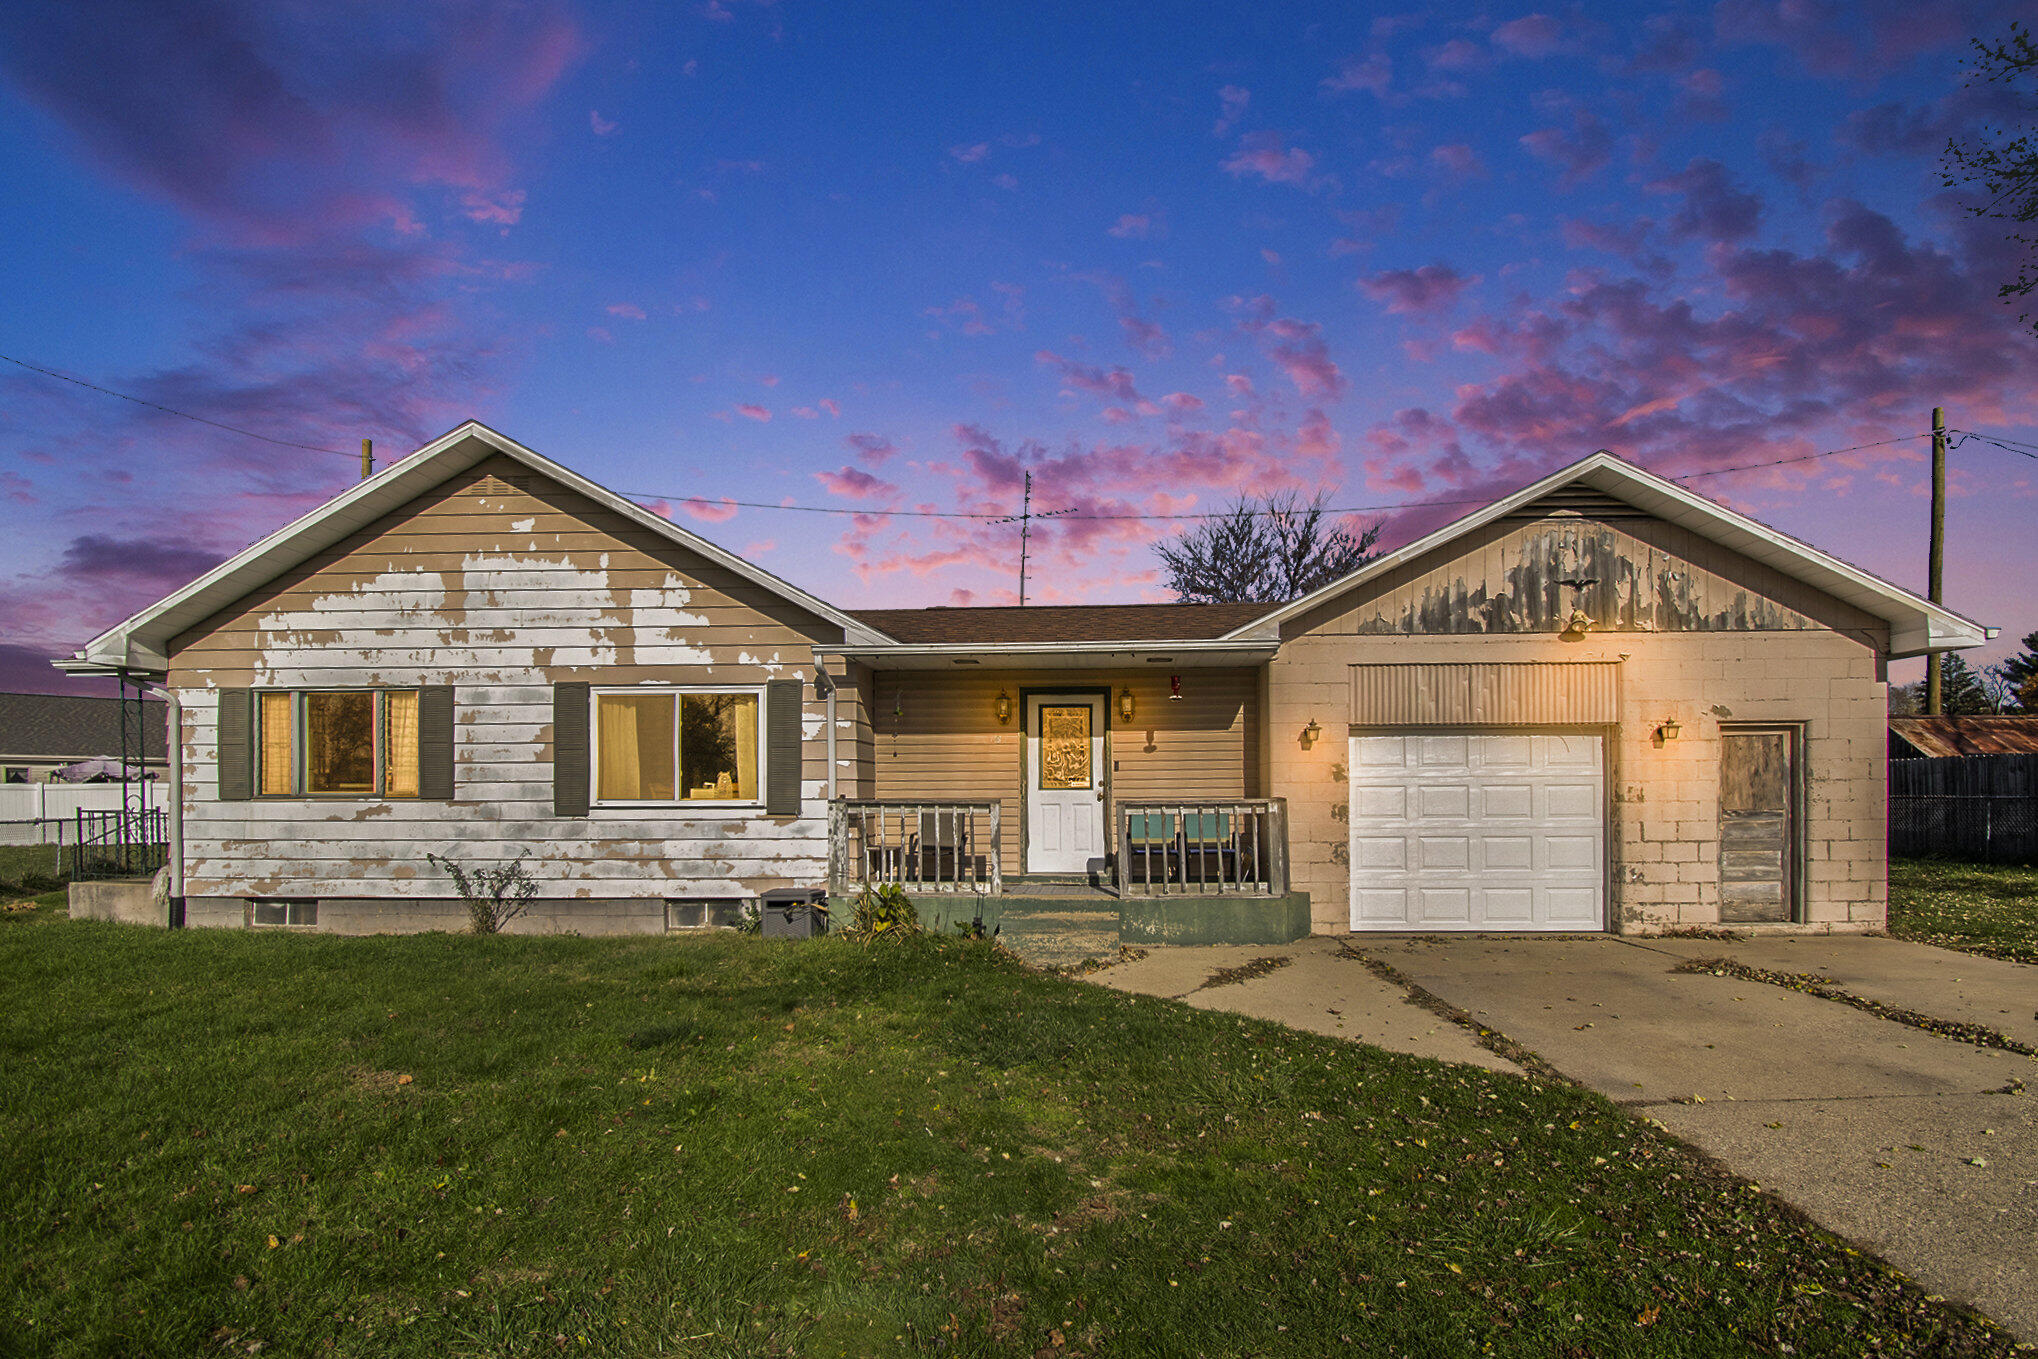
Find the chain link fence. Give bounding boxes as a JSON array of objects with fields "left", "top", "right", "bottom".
[{"left": 1889, "top": 794, "right": 2038, "bottom": 864}]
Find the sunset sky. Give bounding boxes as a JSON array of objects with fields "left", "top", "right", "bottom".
[{"left": 3, "top": 0, "right": 2034, "bottom": 697}]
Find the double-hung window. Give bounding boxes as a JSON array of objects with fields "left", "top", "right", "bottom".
[
  {"left": 593, "top": 687, "right": 761, "bottom": 806},
  {"left": 256, "top": 690, "right": 422, "bottom": 797}
]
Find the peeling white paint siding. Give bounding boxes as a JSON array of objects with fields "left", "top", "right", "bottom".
[{"left": 168, "top": 461, "right": 839, "bottom": 905}]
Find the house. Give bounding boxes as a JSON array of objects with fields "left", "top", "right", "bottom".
[
  {"left": 1889, "top": 715, "right": 2038, "bottom": 760},
  {"left": 0, "top": 691, "right": 168, "bottom": 784},
  {"left": 59, "top": 421, "right": 1987, "bottom": 938}
]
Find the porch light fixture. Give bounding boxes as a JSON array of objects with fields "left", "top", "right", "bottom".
[
  {"left": 1117, "top": 687, "right": 1136, "bottom": 721},
  {"left": 1169, "top": 674, "right": 1183, "bottom": 701},
  {"left": 1302, "top": 718, "right": 1323, "bottom": 747},
  {"left": 1656, "top": 718, "right": 1682, "bottom": 741},
  {"left": 993, "top": 690, "right": 1012, "bottom": 725}
]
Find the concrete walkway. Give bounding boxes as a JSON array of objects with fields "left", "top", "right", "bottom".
[
  {"left": 1360, "top": 933, "right": 2037, "bottom": 1342},
  {"left": 1093, "top": 937, "right": 1521, "bottom": 1074}
]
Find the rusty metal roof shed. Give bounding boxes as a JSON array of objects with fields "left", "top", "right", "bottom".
[{"left": 1889, "top": 716, "right": 2038, "bottom": 759}]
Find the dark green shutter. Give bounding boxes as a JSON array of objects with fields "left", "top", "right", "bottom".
[
  {"left": 217, "top": 688, "right": 252, "bottom": 801},
  {"left": 553, "top": 682, "right": 590, "bottom": 817},
  {"left": 765, "top": 679, "right": 802, "bottom": 816},
  {"left": 418, "top": 685, "right": 455, "bottom": 800}
]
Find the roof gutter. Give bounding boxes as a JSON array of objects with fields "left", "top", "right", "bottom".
[{"left": 821, "top": 639, "right": 1280, "bottom": 661}]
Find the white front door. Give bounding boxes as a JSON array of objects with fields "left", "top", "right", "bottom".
[
  {"left": 1025, "top": 694, "right": 1106, "bottom": 874},
  {"left": 1349, "top": 732, "right": 1605, "bottom": 932}
]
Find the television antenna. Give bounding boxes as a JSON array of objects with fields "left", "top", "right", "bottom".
[{"left": 988, "top": 471, "right": 1074, "bottom": 605}]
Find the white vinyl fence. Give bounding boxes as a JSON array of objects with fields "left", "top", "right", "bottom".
[{"left": 0, "top": 784, "right": 146, "bottom": 845}]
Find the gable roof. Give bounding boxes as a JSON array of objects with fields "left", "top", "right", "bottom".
[
  {"left": 0, "top": 692, "right": 168, "bottom": 762},
  {"left": 59, "top": 421, "right": 894, "bottom": 676},
  {"left": 850, "top": 602, "right": 1269, "bottom": 645},
  {"left": 1890, "top": 716, "right": 2038, "bottom": 758},
  {"left": 1223, "top": 451, "right": 1990, "bottom": 658}
]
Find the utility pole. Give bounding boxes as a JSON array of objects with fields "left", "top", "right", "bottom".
[
  {"left": 989, "top": 470, "right": 1073, "bottom": 606},
  {"left": 361, "top": 438, "right": 374, "bottom": 482},
  {"left": 1926, "top": 407, "right": 1946, "bottom": 715}
]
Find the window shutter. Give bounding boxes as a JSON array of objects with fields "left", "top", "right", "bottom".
[
  {"left": 553, "top": 682, "right": 590, "bottom": 817},
  {"left": 765, "top": 679, "right": 802, "bottom": 817},
  {"left": 217, "top": 688, "right": 252, "bottom": 801},
  {"left": 419, "top": 685, "right": 455, "bottom": 800}
]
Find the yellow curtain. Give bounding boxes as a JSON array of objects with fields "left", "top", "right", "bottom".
[
  {"left": 734, "top": 694, "right": 758, "bottom": 801},
  {"left": 258, "top": 693, "right": 292, "bottom": 795},
  {"left": 384, "top": 691, "right": 420, "bottom": 796},
  {"left": 597, "top": 694, "right": 675, "bottom": 801}
]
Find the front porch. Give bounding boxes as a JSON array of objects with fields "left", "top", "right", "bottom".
[{"left": 824, "top": 797, "right": 1311, "bottom": 948}]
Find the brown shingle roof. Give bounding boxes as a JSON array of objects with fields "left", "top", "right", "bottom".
[
  {"left": 849, "top": 602, "right": 1273, "bottom": 645},
  {"left": 1889, "top": 716, "right": 2038, "bottom": 758}
]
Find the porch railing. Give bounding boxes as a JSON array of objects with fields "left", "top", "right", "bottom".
[
  {"left": 1114, "top": 798, "right": 1288, "bottom": 898},
  {"left": 829, "top": 800, "right": 1002, "bottom": 896}
]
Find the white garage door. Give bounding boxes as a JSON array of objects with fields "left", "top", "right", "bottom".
[{"left": 1349, "top": 732, "right": 1604, "bottom": 932}]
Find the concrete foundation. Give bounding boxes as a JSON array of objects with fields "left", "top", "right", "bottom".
[{"left": 68, "top": 877, "right": 168, "bottom": 927}]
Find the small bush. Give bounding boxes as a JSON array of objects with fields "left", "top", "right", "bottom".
[
  {"left": 845, "top": 882, "right": 920, "bottom": 940},
  {"left": 425, "top": 850, "right": 539, "bottom": 934}
]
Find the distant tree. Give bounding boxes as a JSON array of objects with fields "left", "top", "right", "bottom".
[
  {"left": 1887, "top": 681, "right": 1921, "bottom": 716},
  {"left": 1936, "top": 652, "right": 1997, "bottom": 715},
  {"left": 1999, "top": 629, "right": 2038, "bottom": 711},
  {"left": 1942, "top": 22, "right": 2038, "bottom": 336},
  {"left": 1157, "top": 491, "right": 1381, "bottom": 604}
]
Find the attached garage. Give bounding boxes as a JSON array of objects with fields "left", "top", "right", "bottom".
[{"left": 1349, "top": 732, "right": 1605, "bottom": 931}]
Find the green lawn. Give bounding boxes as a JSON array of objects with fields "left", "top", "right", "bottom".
[
  {"left": 1889, "top": 858, "right": 2038, "bottom": 964},
  {"left": 2, "top": 903, "right": 2019, "bottom": 1358}
]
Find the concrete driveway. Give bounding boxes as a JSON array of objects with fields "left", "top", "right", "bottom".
[
  {"left": 1093, "top": 932, "right": 2036, "bottom": 1340},
  {"left": 1361, "top": 933, "right": 2037, "bottom": 1342}
]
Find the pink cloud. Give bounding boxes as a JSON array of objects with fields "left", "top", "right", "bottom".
[
  {"left": 991, "top": 172, "right": 1018, "bottom": 191},
  {"left": 605, "top": 302, "right": 647, "bottom": 319},
  {"left": 1221, "top": 132, "right": 1317, "bottom": 187},
  {"left": 1322, "top": 52, "right": 1392, "bottom": 97},
  {"left": 586, "top": 325, "right": 614, "bottom": 344},
  {"left": 815, "top": 466, "right": 898, "bottom": 499},
  {"left": 1036, "top": 350, "right": 1142, "bottom": 404},
  {"left": 949, "top": 142, "right": 990, "bottom": 163},
  {"left": 1161, "top": 392, "right": 1205, "bottom": 413},
  {"left": 681, "top": 496, "right": 739, "bottom": 523},
  {"left": 1519, "top": 103, "right": 1612, "bottom": 187},
  {"left": 818, "top": 398, "right": 841, "bottom": 417},
  {"left": 1429, "top": 143, "right": 1486, "bottom": 180},
  {"left": 1234, "top": 300, "right": 1347, "bottom": 401},
  {"left": 1492, "top": 13, "right": 1566, "bottom": 58},
  {"left": 1108, "top": 213, "right": 1156, "bottom": 239},
  {"left": 589, "top": 109, "right": 617, "bottom": 136},
  {"left": 734, "top": 403, "right": 771, "bottom": 422},
  {"left": 1213, "top": 84, "right": 1250, "bottom": 135},
  {"left": 1359, "top": 263, "right": 1474, "bottom": 316},
  {"left": 742, "top": 539, "right": 776, "bottom": 556},
  {"left": 1647, "top": 158, "right": 1762, "bottom": 242},
  {"left": 845, "top": 432, "right": 897, "bottom": 463}
]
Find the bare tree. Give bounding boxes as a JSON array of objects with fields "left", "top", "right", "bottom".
[
  {"left": 1157, "top": 491, "right": 1381, "bottom": 603},
  {"left": 1942, "top": 22, "right": 2038, "bottom": 335}
]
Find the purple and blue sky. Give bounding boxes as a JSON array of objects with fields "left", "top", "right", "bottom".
[{"left": 3, "top": 0, "right": 2034, "bottom": 697}]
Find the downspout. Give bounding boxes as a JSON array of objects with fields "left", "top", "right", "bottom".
[
  {"left": 822, "top": 672, "right": 838, "bottom": 801},
  {"left": 142, "top": 684, "right": 183, "bottom": 918}
]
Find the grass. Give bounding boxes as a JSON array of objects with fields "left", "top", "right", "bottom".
[
  {"left": 1, "top": 903, "right": 2022, "bottom": 1358},
  {"left": 0, "top": 841, "right": 71, "bottom": 893},
  {"left": 1889, "top": 858, "right": 2038, "bottom": 964}
]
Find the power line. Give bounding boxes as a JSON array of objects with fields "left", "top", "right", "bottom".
[
  {"left": 0, "top": 353, "right": 353, "bottom": 456},
  {"left": 625, "top": 433, "right": 1938, "bottom": 523},
  {"left": 1951, "top": 428, "right": 2038, "bottom": 460}
]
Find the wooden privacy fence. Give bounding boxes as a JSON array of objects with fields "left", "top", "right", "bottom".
[
  {"left": 829, "top": 800, "right": 1001, "bottom": 896},
  {"left": 1116, "top": 799, "right": 1289, "bottom": 897},
  {"left": 1888, "top": 753, "right": 2038, "bottom": 864}
]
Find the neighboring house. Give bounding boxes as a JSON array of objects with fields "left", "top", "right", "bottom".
[
  {"left": 1889, "top": 716, "right": 2038, "bottom": 760},
  {"left": 0, "top": 691, "right": 168, "bottom": 784},
  {"left": 59, "top": 422, "right": 1987, "bottom": 938}
]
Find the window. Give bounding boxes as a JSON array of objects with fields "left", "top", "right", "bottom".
[
  {"left": 594, "top": 688, "right": 760, "bottom": 805},
  {"left": 251, "top": 899, "right": 318, "bottom": 927},
  {"left": 666, "top": 898, "right": 745, "bottom": 929},
  {"left": 3, "top": 767, "right": 26, "bottom": 784},
  {"left": 255, "top": 690, "right": 421, "bottom": 798}
]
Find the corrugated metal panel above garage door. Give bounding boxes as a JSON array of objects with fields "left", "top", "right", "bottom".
[
  {"left": 1350, "top": 662, "right": 1619, "bottom": 726},
  {"left": 1349, "top": 733, "right": 1605, "bottom": 932}
]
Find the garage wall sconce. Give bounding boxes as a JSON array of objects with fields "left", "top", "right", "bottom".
[
  {"left": 1168, "top": 673, "right": 1183, "bottom": 701},
  {"left": 1655, "top": 718, "right": 1682, "bottom": 741},
  {"left": 993, "top": 690, "right": 1012, "bottom": 725},
  {"left": 1301, "top": 718, "right": 1323, "bottom": 748},
  {"left": 1116, "top": 687, "right": 1136, "bottom": 721}
]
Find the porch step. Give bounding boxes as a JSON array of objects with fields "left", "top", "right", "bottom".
[{"left": 994, "top": 901, "right": 1122, "bottom": 970}]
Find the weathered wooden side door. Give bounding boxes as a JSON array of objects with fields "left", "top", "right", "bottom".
[{"left": 1718, "top": 727, "right": 1797, "bottom": 923}]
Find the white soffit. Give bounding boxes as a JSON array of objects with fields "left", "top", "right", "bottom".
[
  {"left": 1225, "top": 451, "right": 1988, "bottom": 658},
  {"left": 61, "top": 421, "right": 894, "bottom": 675}
]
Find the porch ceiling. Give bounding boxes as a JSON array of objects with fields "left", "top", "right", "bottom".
[{"left": 818, "top": 641, "right": 1277, "bottom": 670}]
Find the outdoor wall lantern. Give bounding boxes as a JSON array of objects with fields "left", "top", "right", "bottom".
[
  {"left": 1117, "top": 687, "right": 1136, "bottom": 721},
  {"left": 993, "top": 690, "right": 1012, "bottom": 725},
  {"left": 1169, "top": 674, "right": 1184, "bottom": 701},
  {"left": 1302, "top": 718, "right": 1323, "bottom": 747},
  {"left": 1656, "top": 718, "right": 1682, "bottom": 741}
]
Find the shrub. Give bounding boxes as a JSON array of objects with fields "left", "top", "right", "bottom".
[
  {"left": 845, "top": 881, "right": 919, "bottom": 940},
  {"left": 425, "top": 850, "right": 539, "bottom": 934}
]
